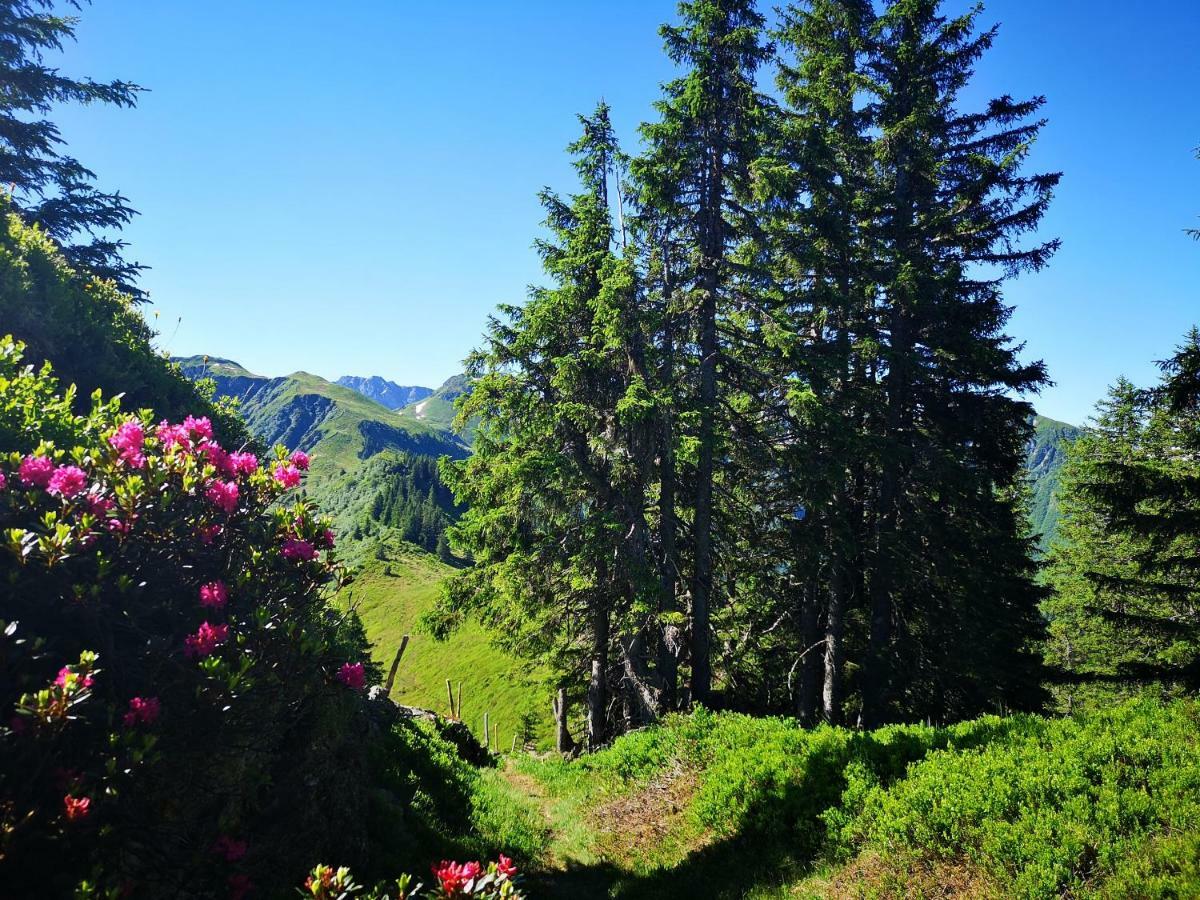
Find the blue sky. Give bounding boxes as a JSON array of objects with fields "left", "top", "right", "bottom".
[{"left": 53, "top": 0, "right": 1200, "bottom": 424}]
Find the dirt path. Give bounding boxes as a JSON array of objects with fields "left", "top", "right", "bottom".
[{"left": 499, "top": 759, "right": 705, "bottom": 899}]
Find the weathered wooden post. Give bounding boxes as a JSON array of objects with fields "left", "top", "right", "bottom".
[
  {"left": 383, "top": 635, "right": 409, "bottom": 698},
  {"left": 446, "top": 679, "right": 456, "bottom": 718},
  {"left": 483, "top": 711, "right": 490, "bottom": 749}
]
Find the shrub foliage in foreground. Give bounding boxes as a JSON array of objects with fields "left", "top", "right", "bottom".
[
  {"left": 0, "top": 336, "right": 376, "bottom": 896},
  {"left": 515, "top": 701, "right": 1200, "bottom": 898}
]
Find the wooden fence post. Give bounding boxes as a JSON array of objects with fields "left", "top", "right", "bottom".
[{"left": 383, "top": 635, "right": 409, "bottom": 698}]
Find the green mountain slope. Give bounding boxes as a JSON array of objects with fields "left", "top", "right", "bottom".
[
  {"left": 175, "top": 357, "right": 467, "bottom": 480},
  {"left": 1026, "top": 414, "right": 1083, "bottom": 550},
  {"left": 398, "top": 373, "right": 474, "bottom": 440},
  {"left": 175, "top": 356, "right": 467, "bottom": 552},
  {"left": 337, "top": 538, "right": 552, "bottom": 749}
]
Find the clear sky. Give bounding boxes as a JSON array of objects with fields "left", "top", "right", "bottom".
[{"left": 51, "top": 0, "right": 1200, "bottom": 425}]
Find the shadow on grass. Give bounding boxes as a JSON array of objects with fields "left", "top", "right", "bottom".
[{"left": 529, "top": 834, "right": 806, "bottom": 900}]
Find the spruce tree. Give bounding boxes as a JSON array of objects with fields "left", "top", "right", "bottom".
[
  {"left": 634, "top": 0, "right": 771, "bottom": 704},
  {"left": 438, "top": 104, "right": 659, "bottom": 747},
  {"left": 1047, "top": 332, "right": 1200, "bottom": 705},
  {"left": 854, "top": 0, "right": 1057, "bottom": 725},
  {"left": 755, "top": 0, "right": 876, "bottom": 724},
  {"left": 0, "top": 0, "right": 144, "bottom": 295}
]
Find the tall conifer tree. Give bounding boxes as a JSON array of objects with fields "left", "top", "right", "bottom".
[
  {"left": 438, "top": 104, "right": 659, "bottom": 747},
  {"left": 634, "top": 0, "right": 771, "bottom": 704},
  {"left": 855, "top": 0, "right": 1057, "bottom": 725},
  {"left": 1047, "top": 331, "right": 1200, "bottom": 705}
]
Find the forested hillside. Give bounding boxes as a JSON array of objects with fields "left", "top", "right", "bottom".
[
  {"left": 1026, "top": 414, "right": 1082, "bottom": 549},
  {"left": 175, "top": 357, "right": 465, "bottom": 555}
]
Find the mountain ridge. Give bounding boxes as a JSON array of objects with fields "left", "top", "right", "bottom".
[
  {"left": 1026, "top": 413, "right": 1083, "bottom": 551},
  {"left": 336, "top": 375, "right": 433, "bottom": 410}
]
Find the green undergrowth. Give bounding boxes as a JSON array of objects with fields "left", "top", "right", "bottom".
[
  {"left": 498, "top": 699, "right": 1200, "bottom": 899},
  {"left": 364, "top": 715, "right": 550, "bottom": 883}
]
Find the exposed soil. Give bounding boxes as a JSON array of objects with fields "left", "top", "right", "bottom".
[
  {"left": 811, "top": 852, "right": 1002, "bottom": 900},
  {"left": 588, "top": 765, "right": 704, "bottom": 866}
]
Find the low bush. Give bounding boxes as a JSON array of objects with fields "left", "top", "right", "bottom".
[
  {"left": 513, "top": 701, "right": 1200, "bottom": 897},
  {"left": 0, "top": 336, "right": 377, "bottom": 896},
  {"left": 840, "top": 699, "right": 1200, "bottom": 897}
]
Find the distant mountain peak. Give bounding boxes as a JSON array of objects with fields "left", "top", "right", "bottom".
[
  {"left": 337, "top": 375, "right": 433, "bottom": 411},
  {"left": 399, "top": 373, "right": 476, "bottom": 442}
]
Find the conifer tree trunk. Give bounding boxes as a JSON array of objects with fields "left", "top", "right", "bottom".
[
  {"left": 553, "top": 688, "right": 574, "bottom": 754},
  {"left": 798, "top": 580, "right": 822, "bottom": 724},
  {"left": 692, "top": 162, "right": 724, "bottom": 705},
  {"left": 860, "top": 302, "right": 907, "bottom": 729},
  {"left": 692, "top": 278, "right": 717, "bottom": 704},
  {"left": 823, "top": 544, "right": 849, "bottom": 724},
  {"left": 587, "top": 600, "right": 610, "bottom": 750},
  {"left": 658, "top": 278, "right": 680, "bottom": 710}
]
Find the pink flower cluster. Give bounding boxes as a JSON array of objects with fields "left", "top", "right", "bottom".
[
  {"left": 199, "top": 580, "right": 229, "bottom": 609},
  {"left": 16, "top": 455, "right": 95, "bottom": 500},
  {"left": 213, "top": 835, "right": 248, "bottom": 862},
  {"left": 184, "top": 621, "right": 229, "bottom": 658},
  {"left": 337, "top": 662, "right": 365, "bottom": 691},
  {"left": 47, "top": 465, "right": 87, "bottom": 499},
  {"left": 183, "top": 416, "right": 213, "bottom": 440},
  {"left": 198, "top": 440, "right": 230, "bottom": 474},
  {"left": 281, "top": 537, "right": 316, "bottom": 561},
  {"left": 86, "top": 492, "right": 114, "bottom": 518},
  {"left": 107, "top": 517, "right": 133, "bottom": 536},
  {"left": 435, "top": 860, "right": 482, "bottom": 894},
  {"left": 55, "top": 666, "right": 94, "bottom": 691},
  {"left": 433, "top": 860, "right": 482, "bottom": 895},
  {"left": 273, "top": 464, "right": 302, "bottom": 489},
  {"left": 207, "top": 480, "right": 239, "bottom": 515},
  {"left": 231, "top": 451, "right": 258, "bottom": 474},
  {"left": 289, "top": 450, "right": 310, "bottom": 470},
  {"left": 18, "top": 455, "right": 54, "bottom": 487},
  {"left": 109, "top": 421, "right": 146, "bottom": 468},
  {"left": 63, "top": 795, "right": 91, "bottom": 822},
  {"left": 123, "top": 696, "right": 161, "bottom": 727},
  {"left": 156, "top": 421, "right": 192, "bottom": 451}
]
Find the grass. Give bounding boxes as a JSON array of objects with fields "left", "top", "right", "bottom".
[{"left": 335, "top": 538, "right": 554, "bottom": 749}]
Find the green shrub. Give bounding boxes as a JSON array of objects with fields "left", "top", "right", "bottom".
[
  {"left": 0, "top": 336, "right": 376, "bottom": 896},
  {"left": 840, "top": 699, "right": 1200, "bottom": 897}
]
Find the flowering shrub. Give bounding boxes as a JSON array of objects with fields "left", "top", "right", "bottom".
[
  {"left": 0, "top": 336, "right": 377, "bottom": 896},
  {"left": 300, "top": 857, "right": 525, "bottom": 899}
]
